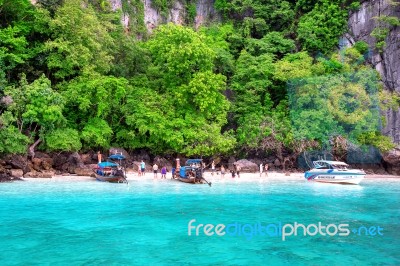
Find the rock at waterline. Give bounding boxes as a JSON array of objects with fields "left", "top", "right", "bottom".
[{"left": 0, "top": 173, "right": 23, "bottom": 182}]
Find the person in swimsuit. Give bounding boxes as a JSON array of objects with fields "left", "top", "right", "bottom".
[
  {"left": 140, "top": 160, "right": 146, "bottom": 176},
  {"left": 161, "top": 166, "right": 167, "bottom": 179},
  {"left": 153, "top": 163, "right": 158, "bottom": 178}
]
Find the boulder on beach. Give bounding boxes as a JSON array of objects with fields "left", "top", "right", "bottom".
[
  {"left": 32, "top": 157, "right": 42, "bottom": 171},
  {"left": 41, "top": 158, "right": 53, "bottom": 170},
  {"left": 52, "top": 152, "right": 71, "bottom": 171},
  {"left": 24, "top": 170, "right": 39, "bottom": 178},
  {"left": 383, "top": 146, "right": 400, "bottom": 175},
  {"left": 37, "top": 171, "right": 54, "bottom": 178},
  {"left": 152, "top": 156, "right": 173, "bottom": 170},
  {"left": 109, "top": 148, "right": 130, "bottom": 160},
  {"left": 75, "top": 165, "right": 97, "bottom": 176},
  {"left": 10, "top": 169, "right": 23, "bottom": 178},
  {"left": 4, "top": 154, "right": 30, "bottom": 174},
  {"left": 68, "top": 152, "right": 84, "bottom": 168},
  {"left": 0, "top": 172, "right": 23, "bottom": 182},
  {"left": 23, "top": 170, "right": 54, "bottom": 178},
  {"left": 233, "top": 159, "right": 258, "bottom": 172}
]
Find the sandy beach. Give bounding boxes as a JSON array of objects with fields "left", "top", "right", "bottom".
[
  {"left": 21, "top": 171, "right": 400, "bottom": 183},
  {"left": 134, "top": 170, "right": 400, "bottom": 180}
]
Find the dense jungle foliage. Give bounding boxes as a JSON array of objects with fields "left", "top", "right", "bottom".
[{"left": 0, "top": 0, "right": 398, "bottom": 158}]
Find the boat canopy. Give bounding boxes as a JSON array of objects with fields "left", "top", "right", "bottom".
[
  {"left": 98, "top": 161, "right": 118, "bottom": 168},
  {"left": 109, "top": 154, "right": 125, "bottom": 160},
  {"left": 186, "top": 159, "right": 203, "bottom": 165},
  {"left": 313, "top": 160, "right": 349, "bottom": 169}
]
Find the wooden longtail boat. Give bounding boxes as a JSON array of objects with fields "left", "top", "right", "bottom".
[
  {"left": 93, "top": 154, "right": 128, "bottom": 184},
  {"left": 174, "top": 159, "right": 210, "bottom": 186}
]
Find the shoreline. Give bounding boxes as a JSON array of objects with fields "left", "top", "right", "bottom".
[{"left": 19, "top": 171, "right": 400, "bottom": 182}]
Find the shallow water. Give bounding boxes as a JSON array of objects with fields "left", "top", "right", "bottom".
[{"left": 0, "top": 178, "right": 399, "bottom": 265}]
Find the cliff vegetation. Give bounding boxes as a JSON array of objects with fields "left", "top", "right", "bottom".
[{"left": 0, "top": 0, "right": 399, "bottom": 164}]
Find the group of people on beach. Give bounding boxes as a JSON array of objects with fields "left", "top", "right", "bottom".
[
  {"left": 211, "top": 160, "right": 241, "bottom": 178},
  {"left": 211, "top": 161, "right": 270, "bottom": 178},
  {"left": 260, "top": 163, "right": 269, "bottom": 177},
  {"left": 151, "top": 162, "right": 168, "bottom": 179},
  {"left": 136, "top": 159, "right": 269, "bottom": 179}
]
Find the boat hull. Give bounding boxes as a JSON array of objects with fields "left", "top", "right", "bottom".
[
  {"left": 304, "top": 160, "right": 365, "bottom": 185},
  {"left": 94, "top": 174, "right": 127, "bottom": 183},
  {"left": 177, "top": 177, "right": 205, "bottom": 184},
  {"left": 305, "top": 172, "right": 365, "bottom": 185},
  {"left": 308, "top": 175, "right": 364, "bottom": 185}
]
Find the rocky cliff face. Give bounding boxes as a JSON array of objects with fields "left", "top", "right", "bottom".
[
  {"left": 194, "top": 0, "right": 220, "bottom": 28},
  {"left": 347, "top": 0, "right": 400, "bottom": 144},
  {"left": 110, "top": 0, "right": 217, "bottom": 32},
  {"left": 143, "top": 0, "right": 185, "bottom": 32}
]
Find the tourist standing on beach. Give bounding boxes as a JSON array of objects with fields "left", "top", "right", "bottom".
[
  {"left": 211, "top": 160, "right": 215, "bottom": 176},
  {"left": 97, "top": 151, "right": 102, "bottom": 163},
  {"left": 140, "top": 160, "right": 146, "bottom": 176},
  {"left": 264, "top": 164, "right": 269, "bottom": 176},
  {"left": 221, "top": 165, "right": 226, "bottom": 178},
  {"left": 259, "top": 163, "right": 263, "bottom": 177},
  {"left": 153, "top": 163, "right": 158, "bottom": 178},
  {"left": 236, "top": 165, "right": 241, "bottom": 178},
  {"left": 161, "top": 166, "right": 167, "bottom": 179},
  {"left": 171, "top": 167, "right": 176, "bottom": 179}
]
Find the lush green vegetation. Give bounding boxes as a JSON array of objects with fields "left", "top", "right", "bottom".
[{"left": 0, "top": 0, "right": 397, "bottom": 158}]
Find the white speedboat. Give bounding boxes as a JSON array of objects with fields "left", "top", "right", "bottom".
[{"left": 304, "top": 160, "right": 365, "bottom": 185}]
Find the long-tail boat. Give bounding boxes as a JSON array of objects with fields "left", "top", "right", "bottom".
[{"left": 93, "top": 154, "right": 128, "bottom": 183}]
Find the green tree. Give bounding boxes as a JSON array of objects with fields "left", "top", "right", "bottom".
[
  {"left": 200, "top": 24, "right": 236, "bottom": 77},
  {"left": 123, "top": 24, "right": 235, "bottom": 155},
  {"left": 0, "top": 23, "right": 30, "bottom": 81},
  {"left": 214, "top": 0, "right": 295, "bottom": 33},
  {"left": 36, "top": 0, "right": 64, "bottom": 16},
  {"left": 145, "top": 24, "right": 214, "bottom": 88},
  {"left": 63, "top": 72, "right": 131, "bottom": 149},
  {"left": 3, "top": 74, "right": 65, "bottom": 156},
  {"left": 274, "top": 52, "right": 314, "bottom": 81},
  {"left": 288, "top": 71, "right": 381, "bottom": 148},
  {"left": 231, "top": 50, "right": 275, "bottom": 149},
  {"left": 245, "top": 31, "right": 295, "bottom": 57},
  {"left": 0, "top": 0, "right": 51, "bottom": 83},
  {"left": 45, "top": 0, "right": 115, "bottom": 79},
  {"left": 45, "top": 128, "right": 82, "bottom": 151},
  {"left": 0, "top": 112, "right": 30, "bottom": 154},
  {"left": 297, "top": 1, "right": 347, "bottom": 54},
  {"left": 110, "top": 34, "right": 150, "bottom": 78}
]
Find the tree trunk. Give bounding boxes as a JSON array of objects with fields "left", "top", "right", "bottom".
[{"left": 28, "top": 139, "right": 42, "bottom": 159}]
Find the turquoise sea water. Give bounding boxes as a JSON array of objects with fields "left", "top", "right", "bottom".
[{"left": 0, "top": 177, "right": 399, "bottom": 265}]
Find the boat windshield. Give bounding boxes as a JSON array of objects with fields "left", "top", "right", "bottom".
[
  {"left": 314, "top": 161, "right": 330, "bottom": 169},
  {"left": 332, "top": 164, "right": 348, "bottom": 170},
  {"left": 313, "top": 161, "right": 349, "bottom": 170}
]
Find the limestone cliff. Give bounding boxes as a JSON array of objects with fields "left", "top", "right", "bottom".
[
  {"left": 110, "top": 0, "right": 218, "bottom": 32},
  {"left": 347, "top": 0, "right": 400, "bottom": 144}
]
